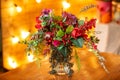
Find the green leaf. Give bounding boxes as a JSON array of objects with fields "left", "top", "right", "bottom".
[
  {"left": 41, "top": 21, "right": 47, "bottom": 26},
  {"left": 56, "top": 29, "right": 64, "bottom": 37},
  {"left": 33, "top": 41, "right": 38, "bottom": 46},
  {"left": 62, "top": 17, "right": 66, "bottom": 22},
  {"left": 66, "top": 25, "right": 74, "bottom": 34},
  {"left": 42, "top": 15, "right": 50, "bottom": 21},
  {"left": 55, "top": 37, "right": 62, "bottom": 41},
  {"left": 78, "top": 20, "right": 84, "bottom": 26},
  {"left": 58, "top": 46, "right": 68, "bottom": 57},
  {"left": 74, "top": 50, "right": 81, "bottom": 71},
  {"left": 53, "top": 15, "right": 62, "bottom": 22},
  {"left": 57, "top": 45, "right": 64, "bottom": 50},
  {"left": 71, "top": 38, "right": 84, "bottom": 48},
  {"left": 56, "top": 25, "right": 61, "bottom": 29},
  {"left": 50, "top": 22, "right": 55, "bottom": 28}
]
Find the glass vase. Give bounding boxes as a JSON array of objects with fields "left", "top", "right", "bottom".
[{"left": 49, "top": 46, "right": 74, "bottom": 77}]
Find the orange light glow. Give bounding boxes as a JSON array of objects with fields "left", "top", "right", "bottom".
[
  {"left": 8, "top": 7, "right": 15, "bottom": 16},
  {"left": 21, "top": 31, "right": 30, "bottom": 39},
  {"left": 8, "top": 57, "right": 17, "bottom": 69},
  {"left": 36, "top": 0, "right": 41, "bottom": 3},
  {"left": 27, "top": 53, "right": 34, "bottom": 62},
  {"left": 11, "top": 36, "right": 19, "bottom": 44},
  {"left": 16, "top": 6, "right": 22, "bottom": 13},
  {"left": 62, "top": 1, "right": 70, "bottom": 9}
]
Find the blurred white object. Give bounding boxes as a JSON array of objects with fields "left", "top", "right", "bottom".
[{"left": 95, "top": 22, "right": 120, "bottom": 54}]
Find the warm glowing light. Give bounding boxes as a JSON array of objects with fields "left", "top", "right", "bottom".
[
  {"left": 27, "top": 53, "right": 34, "bottom": 62},
  {"left": 16, "top": 6, "right": 22, "bottom": 13},
  {"left": 36, "top": 0, "right": 41, "bottom": 3},
  {"left": 11, "top": 37, "right": 19, "bottom": 44},
  {"left": 21, "top": 31, "right": 30, "bottom": 39},
  {"left": 62, "top": 1, "right": 70, "bottom": 9},
  {"left": 88, "top": 49, "right": 93, "bottom": 52},
  {"left": 8, "top": 7, "right": 15, "bottom": 16},
  {"left": 8, "top": 57, "right": 17, "bottom": 68}
]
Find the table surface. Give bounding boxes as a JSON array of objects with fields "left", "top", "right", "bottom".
[{"left": 0, "top": 49, "right": 120, "bottom": 80}]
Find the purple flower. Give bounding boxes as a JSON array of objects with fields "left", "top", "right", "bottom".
[
  {"left": 40, "top": 9, "right": 53, "bottom": 26},
  {"left": 41, "top": 9, "right": 52, "bottom": 15},
  {"left": 62, "top": 12, "right": 78, "bottom": 25}
]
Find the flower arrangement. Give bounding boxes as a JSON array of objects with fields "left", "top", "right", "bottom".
[{"left": 23, "top": 9, "right": 108, "bottom": 76}]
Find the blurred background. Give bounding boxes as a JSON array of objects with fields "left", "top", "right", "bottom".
[{"left": 0, "top": 0, "right": 120, "bottom": 73}]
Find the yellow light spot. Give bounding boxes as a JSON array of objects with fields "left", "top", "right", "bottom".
[
  {"left": 11, "top": 37, "right": 19, "bottom": 44},
  {"left": 16, "top": 6, "right": 22, "bottom": 13},
  {"left": 88, "top": 49, "right": 93, "bottom": 52},
  {"left": 8, "top": 7, "right": 15, "bottom": 16},
  {"left": 62, "top": 1, "right": 70, "bottom": 9},
  {"left": 8, "top": 57, "right": 17, "bottom": 69},
  {"left": 36, "top": 0, "right": 41, "bottom": 3},
  {"left": 27, "top": 53, "right": 34, "bottom": 62},
  {"left": 21, "top": 31, "right": 30, "bottom": 39}
]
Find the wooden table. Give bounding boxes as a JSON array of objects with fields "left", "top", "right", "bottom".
[{"left": 0, "top": 49, "right": 120, "bottom": 80}]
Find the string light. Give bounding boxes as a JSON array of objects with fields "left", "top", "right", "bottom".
[
  {"left": 21, "top": 31, "right": 30, "bottom": 39},
  {"left": 14, "top": 4, "right": 22, "bottom": 13},
  {"left": 8, "top": 7, "right": 15, "bottom": 16},
  {"left": 16, "top": 6, "right": 22, "bottom": 12},
  {"left": 27, "top": 53, "right": 34, "bottom": 62},
  {"left": 11, "top": 36, "right": 19, "bottom": 44},
  {"left": 36, "top": 0, "right": 41, "bottom": 3},
  {"left": 62, "top": 1, "right": 70, "bottom": 9},
  {"left": 8, "top": 57, "right": 17, "bottom": 68}
]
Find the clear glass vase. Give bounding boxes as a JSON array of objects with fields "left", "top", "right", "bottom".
[
  {"left": 55, "top": 63, "right": 71, "bottom": 75},
  {"left": 51, "top": 63, "right": 72, "bottom": 80},
  {"left": 49, "top": 46, "right": 73, "bottom": 77}
]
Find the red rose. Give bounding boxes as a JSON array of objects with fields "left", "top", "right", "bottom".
[
  {"left": 59, "top": 21, "right": 63, "bottom": 27},
  {"left": 82, "top": 34, "right": 88, "bottom": 40},
  {"left": 36, "top": 17, "right": 41, "bottom": 23},
  {"left": 35, "top": 23, "right": 42, "bottom": 30},
  {"left": 71, "top": 27, "right": 83, "bottom": 38}
]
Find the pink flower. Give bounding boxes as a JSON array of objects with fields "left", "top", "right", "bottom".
[
  {"left": 52, "top": 40, "right": 61, "bottom": 47},
  {"left": 41, "top": 9, "right": 52, "bottom": 15}
]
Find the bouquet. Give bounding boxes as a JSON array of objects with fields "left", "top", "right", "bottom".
[{"left": 23, "top": 9, "right": 108, "bottom": 76}]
